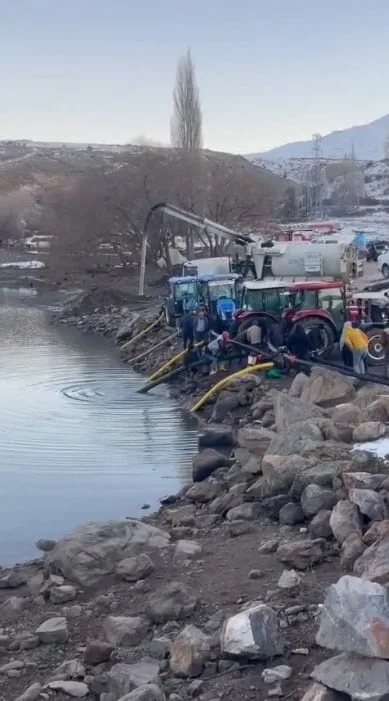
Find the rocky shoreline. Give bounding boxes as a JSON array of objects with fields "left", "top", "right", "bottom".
[{"left": 4, "top": 334, "right": 389, "bottom": 701}]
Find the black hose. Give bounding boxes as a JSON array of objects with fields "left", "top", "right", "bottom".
[{"left": 137, "top": 352, "right": 244, "bottom": 394}]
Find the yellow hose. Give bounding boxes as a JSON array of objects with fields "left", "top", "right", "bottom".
[
  {"left": 120, "top": 314, "right": 163, "bottom": 352},
  {"left": 147, "top": 342, "right": 204, "bottom": 382},
  {"left": 190, "top": 362, "right": 274, "bottom": 413}
]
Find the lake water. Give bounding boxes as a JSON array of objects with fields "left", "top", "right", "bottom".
[{"left": 0, "top": 288, "right": 198, "bottom": 564}]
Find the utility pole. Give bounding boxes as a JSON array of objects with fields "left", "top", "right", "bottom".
[{"left": 311, "top": 133, "right": 323, "bottom": 219}]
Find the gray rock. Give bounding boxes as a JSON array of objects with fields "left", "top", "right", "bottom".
[
  {"left": 198, "top": 427, "right": 234, "bottom": 449},
  {"left": 242, "top": 454, "right": 262, "bottom": 475},
  {"left": 47, "top": 681, "right": 89, "bottom": 697},
  {"left": 167, "top": 505, "right": 195, "bottom": 527},
  {"left": 332, "top": 402, "right": 363, "bottom": 427},
  {"left": 238, "top": 425, "right": 276, "bottom": 454},
  {"left": 220, "top": 603, "right": 285, "bottom": 659},
  {"left": 277, "top": 569, "right": 301, "bottom": 589},
  {"left": 258, "top": 539, "right": 279, "bottom": 554},
  {"left": 330, "top": 500, "right": 362, "bottom": 544},
  {"left": 290, "top": 461, "right": 350, "bottom": 498},
  {"left": 226, "top": 503, "right": 262, "bottom": 521},
  {"left": 192, "top": 448, "right": 231, "bottom": 482},
  {"left": 105, "top": 661, "right": 160, "bottom": 700},
  {"left": 312, "top": 652, "right": 389, "bottom": 701},
  {"left": 260, "top": 454, "right": 312, "bottom": 496},
  {"left": 50, "top": 585, "right": 77, "bottom": 604},
  {"left": 0, "top": 595, "right": 24, "bottom": 621},
  {"left": 316, "top": 575, "right": 389, "bottom": 658},
  {"left": 228, "top": 521, "right": 253, "bottom": 537},
  {"left": 36, "top": 616, "right": 68, "bottom": 644},
  {"left": 267, "top": 421, "right": 323, "bottom": 456},
  {"left": 117, "top": 685, "right": 166, "bottom": 701},
  {"left": 353, "top": 421, "right": 387, "bottom": 442},
  {"left": 174, "top": 540, "right": 202, "bottom": 560},
  {"left": 146, "top": 582, "right": 197, "bottom": 623},
  {"left": 300, "top": 682, "right": 347, "bottom": 701},
  {"left": 354, "top": 536, "right": 389, "bottom": 584},
  {"left": 116, "top": 554, "right": 155, "bottom": 582},
  {"left": 289, "top": 372, "right": 309, "bottom": 397},
  {"left": 276, "top": 539, "right": 324, "bottom": 570},
  {"left": 364, "top": 521, "right": 389, "bottom": 545},
  {"left": 340, "top": 532, "right": 366, "bottom": 571},
  {"left": 148, "top": 637, "right": 171, "bottom": 660},
  {"left": 84, "top": 640, "right": 114, "bottom": 665},
  {"left": 308, "top": 510, "right": 332, "bottom": 539},
  {"left": 102, "top": 616, "right": 150, "bottom": 646},
  {"left": 261, "top": 495, "right": 295, "bottom": 519},
  {"left": 262, "top": 665, "right": 292, "bottom": 683},
  {"left": 46, "top": 519, "right": 170, "bottom": 587},
  {"left": 0, "top": 571, "right": 26, "bottom": 589},
  {"left": 300, "top": 367, "right": 355, "bottom": 406},
  {"left": 185, "top": 480, "right": 221, "bottom": 503},
  {"left": 273, "top": 392, "right": 323, "bottom": 431},
  {"left": 14, "top": 683, "right": 43, "bottom": 701},
  {"left": 342, "top": 472, "right": 387, "bottom": 490},
  {"left": 278, "top": 502, "right": 304, "bottom": 525},
  {"left": 36, "top": 538, "right": 56, "bottom": 552},
  {"left": 349, "top": 488, "right": 387, "bottom": 521},
  {"left": 300, "top": 484, "right": 337, "bottom": 518},
  {"left": 170, "top": 625, "right": 211, "bottom": 678}
]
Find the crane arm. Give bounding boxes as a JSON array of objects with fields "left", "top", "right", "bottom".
[{"left": 160, "top": 203, "right": 254, "bottom": 247}]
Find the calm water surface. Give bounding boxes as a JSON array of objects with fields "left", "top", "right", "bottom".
[{"left": 0, "top": 288, "right": 198, "bottom": 564}]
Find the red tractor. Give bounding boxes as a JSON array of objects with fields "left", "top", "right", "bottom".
[{"left": 235, "top": 279, "right": 347, "bottom": 357}]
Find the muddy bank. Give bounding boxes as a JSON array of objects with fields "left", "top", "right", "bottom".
[{"left": 3, "top": 368, "right": 389, "bottom": 700}]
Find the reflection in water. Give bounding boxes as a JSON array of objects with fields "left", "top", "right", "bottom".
[{"left": 0, "top": 290, "right": 198, "bottom": 564}]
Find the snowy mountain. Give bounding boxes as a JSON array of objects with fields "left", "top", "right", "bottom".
[{"left": 248, "top": 114, "right": 389, "bottom": 161}]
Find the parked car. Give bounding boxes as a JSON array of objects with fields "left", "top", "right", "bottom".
[
  {"left": 377, "top": 249, "right": 389, "bottom": 278},
  {"left": 367, "top": 240, "right": 389, "bottom": 262}
]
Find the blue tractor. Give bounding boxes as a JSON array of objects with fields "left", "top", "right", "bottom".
[
  {"left": 164, "top": 276, "right": 201, "bottom": 327},
  {"left": 197, "top": 273, "right": 242, "bottom": 331}
]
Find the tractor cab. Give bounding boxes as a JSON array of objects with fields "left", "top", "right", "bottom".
[
  {"left": 237, "top": 280, "right": 291, "bottom": 330},
  {"left": 287, "top": 281, "right": 346, "bottom": 330},
  {"left": 198, "top": 273, "right": 242, "bottom": 330},
  {"left": 164, "top": 276, "right": 199, "bottom": 326}
]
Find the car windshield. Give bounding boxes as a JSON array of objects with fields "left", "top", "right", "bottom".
[
  {"left": 207, "top": 283, "right": 235, "bottom": 300},
  {"left": 173, "top": 282, "right": 197, "bottom": 300}
]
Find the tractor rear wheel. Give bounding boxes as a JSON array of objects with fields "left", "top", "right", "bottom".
[
  {"left": 366, "top": 327, "right": 385, "bottom": 365},
  {"left": 299, "top": 317, "right": 335, "bottom": 358}
]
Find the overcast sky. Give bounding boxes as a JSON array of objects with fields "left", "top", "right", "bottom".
[{"left": 1, "top": 0, "right": 388, "bottom": 153}]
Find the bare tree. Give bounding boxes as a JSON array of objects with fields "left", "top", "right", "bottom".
[
  {"left": 170, "top": 48, "right": 203, "bottom": 257},
  {"left": 171, "top": 48, "right": 203, "bottom": 151}
]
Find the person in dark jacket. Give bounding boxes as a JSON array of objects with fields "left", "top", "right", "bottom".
[
  {"left": 181, "top": 311, "right": 194, "bottom": 350},
  {"left": 287, "top": 322, "right": 311, "bottom": 360},
  {"left": 193, "top": 308, "right": 210, "bottom": 344}
]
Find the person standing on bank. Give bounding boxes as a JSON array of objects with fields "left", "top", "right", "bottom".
[{"left": 341, "top": 321, "right": 368, "bottom": 374}]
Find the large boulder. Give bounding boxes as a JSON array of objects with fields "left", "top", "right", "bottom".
[
  {"left": 185, "top": 480, "right": 221, "bottom": 503},
  {"left": 102, "top": 616, "right": 150, "bottom": 647},
  {"left": 169, "top": 625, "right": 211, "bottom": 678},
  {"left": 354, "top": 383, "right": 389, "bottom": 410},
  {"left": 354, "top": 536, "right": 389, "bottom": 584},
  {"left": 104, "top": 661, "right": 160, "bottom": 701},
  {"left": 300, "top": 682, "right": 344, "bottom": 701},
  {"left": 117, "top": 685, "right": 166, "bottom": 701},
  {"left": 342, "top": 472, "right": 387, "bottom": 490},
  {"left": 340, "top": 533, "right": 366, "bottom": 571},
  {"left": 237, "top": 425, "right": 276, "bottom": 454},
  {"left": 46, "top": 520, "right": 170, "bottom": 587},
  {"left": 312, "top": 653, "right": 389, "bottom": 701},
  {"left": 192, "top": 449, "right": 232, "bottom": 482},
  {"left": 290, "top": 461, "right": 350, "bottom": 499},
  {"left": 332, "top": 403, "right": 363, "bottom": 427},
  {"left": 348, "top": 488, "right": 387, "bottom": 521},
  {"left": 316, "top": 575, "right": 389, "bottom": 658},
  {"left": 146, "top": 582, "right": 197, "bottom": 624},
  {"left": 267, "top": 421, "right": 323, "bottom": 457},
  {"left": 300, "top": 367, "right": 355, "bottom": 406},
  {"left": 198, "top": 426, "right": 235, "bottom": 449},
  {"left": 220, "top": 603, "right": 285, "bottom": 659},
  {"left": 273, "top": 392, "right": 323, "bottom": 431},
  {"left": 289, "top": 372, "right": 309, "bottom": 398},
  {"left": 276, "top": 539, "right": 325, "bottom": 570},
  {"left": 330, "top": 501, "right": 362, "bottom": 545},
  {"left": 352, "top": 422, "right": 387, "bottom": 442},
  {"left": 300, "top": 484, "right": 337, "bottom": 518},
  {"left": 364, "top": 521, "right": 389, "bottom": 546},
  {"left": 260, "top": 454, "right": 312, "bottom": 496}
]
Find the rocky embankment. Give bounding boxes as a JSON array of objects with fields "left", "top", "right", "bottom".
[{"left": 4, "top": 368, "right": 389, "bottom": 700}]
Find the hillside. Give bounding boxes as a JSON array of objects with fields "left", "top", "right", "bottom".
[{"left": 248, "top": 114, "right": 389, "bottom": 161}]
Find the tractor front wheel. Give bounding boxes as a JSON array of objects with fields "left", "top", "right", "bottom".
[{"left": 366, "top": 327, "right": 385, "bottom": 365}]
